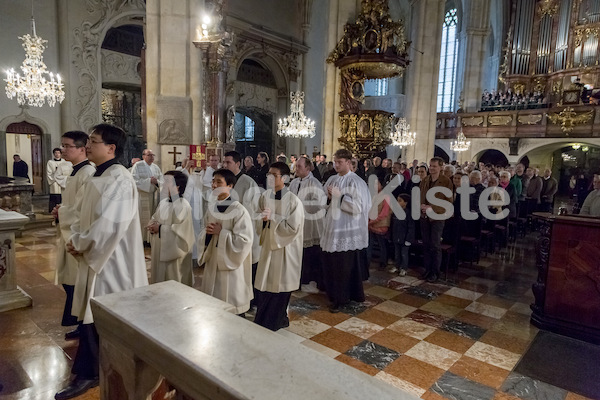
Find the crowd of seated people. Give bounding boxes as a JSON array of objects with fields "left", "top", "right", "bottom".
[
  {"left": 357, "top": 156, "right": 556, "bottom": 280},
  {"left": 481, "top": 89, "right": 547, "bottom": 111}
]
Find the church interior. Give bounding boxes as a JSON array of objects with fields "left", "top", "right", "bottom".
[{"left": 1, "top": 0, "right": 600, "bottom": 399}]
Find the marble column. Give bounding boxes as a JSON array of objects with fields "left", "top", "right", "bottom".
[
  {"left": 322, "top": 0, "right": 356, "bottom": 157},
  {"left": 146, "top": 0, "right": 204, "bottom": 170},
  {"left": 404, "top": 0, "right": 445, "bottom": 163},
  {"left": 458, "top": 0, "right": 491, "bottom": 112},
  {"left": 0, "top": 209, "right": 31, "bottom": 312}
]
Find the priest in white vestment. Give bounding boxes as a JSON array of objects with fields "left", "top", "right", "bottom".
[
  {"left": 181, "top": 163, "right": 204, "bottom": 260},
  {"left": 254, "top": 162, "right": 304, "bottom": 331},
  {"left": 56, "top": 124, "right": 148, "bottom": 400},
  {"left": 197, "top": 169, "right": 254, "bottom": 314},
  {"left": 53, "top": 131, "right": 96, "bottom": 340},
  {"left": 289, "top": 156, "right": 327, "bottom": 293},
  {"left": 148, "top": 171, "right": 195, "bottom": 286},
  {"left": 47, "top": 147, "right": 73, "bottom": 212},
  {"left": 321, "top": 149, "right": 371, "bottom": 313},
  {"left": 131, "top": 149, "right": 164, "bottom": 243}
]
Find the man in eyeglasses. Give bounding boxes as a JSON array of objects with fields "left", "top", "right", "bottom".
[
  {"left": 55, "top": 123, "right": 148, "bottom": 400},
  {"left": 53, "top": 132, "right": 96, "bottom": 342}
]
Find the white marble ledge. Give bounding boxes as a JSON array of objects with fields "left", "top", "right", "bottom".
[
  {"left": 91, "top": 281, "right": 420, "bottom": 400},
  {"left": 0, "top": 209, "right": 29, "bottom": 231}
]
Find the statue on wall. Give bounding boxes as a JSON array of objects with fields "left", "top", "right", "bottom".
[{"left": 226, "top": 105, "right": 235, "bottom": 143}]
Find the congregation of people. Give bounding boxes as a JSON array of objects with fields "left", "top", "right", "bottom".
[{"left": 27, "top": 122, "right": 600, "bottom": 399}]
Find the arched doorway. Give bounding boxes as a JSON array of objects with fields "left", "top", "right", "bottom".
[
  {"left": 478, "top": 149, "right": 509, "bottom": 167},
  {"left": 100, "top": 23, "right": 145, "bottom": 165},
  {"left": 234, "top": 59, "right": 279, "bottom": 159},
  {"left": 6, "top": 122, "right": 43, "bottom": 193},
  {"left": 434, "top": 145, "right": 450, "bottom": 163}
]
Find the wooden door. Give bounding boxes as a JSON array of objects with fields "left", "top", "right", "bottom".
[{"left": 30, "top": 135, "right": 43, "bottom": 193}]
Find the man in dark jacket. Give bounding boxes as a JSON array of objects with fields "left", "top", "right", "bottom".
[{"left": 12, "top": 155, "right": 29, "bottom": 181}]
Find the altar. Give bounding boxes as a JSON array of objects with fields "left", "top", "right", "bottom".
[{"left": 0, "top": 177, "right": 34, "bottom": 217}]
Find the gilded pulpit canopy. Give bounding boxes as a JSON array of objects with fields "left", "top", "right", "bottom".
[{"left": 327, "top": 0, "right": 410, "bottom": 158}]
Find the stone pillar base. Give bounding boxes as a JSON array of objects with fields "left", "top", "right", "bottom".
[{"left": 0, "top": 286, "right": 32, "bottom": 312}]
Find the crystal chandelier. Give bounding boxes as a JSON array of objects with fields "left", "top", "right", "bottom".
[
  {"left": 450, "top": 130, "right": 471, "bottom": 152},
  {"left": 277, "top": 91, "right": 316, "bottom": 138},
  {"left": 5, "top": 15, "right": 65, "bottom": 107},
  {"left": 391, "top": 118, "right": 416, "bottom": 147}
]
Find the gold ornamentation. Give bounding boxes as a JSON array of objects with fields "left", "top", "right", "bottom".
[
  {"left": 338, "top": 111, "right": 394, "bottom": 157},
  {"left": 488, "top": 115, "right": 513, "bottom": 126},
  {"left": 552, "top": 81, "right": 562, "bottom": 94},
  {"left": 461, "top": 116, "right": 484, "bottom": 127},
  {"left": 513, "top": 82, "right": 525, "bottom": 95},
  {"left": 327, "top": 0, "right": 409, "bottom": 78},
  {"left": 498, "top": 26, "right": 512, "bottom": 84},
  {"left": 534, "top": 77, "right": 546, "bottom": 93},
  {"left": 547, "top": 107, "right": 593, "bottom": 134},
  {"left": 538, "top": 0, "right": 559, "bottom": 16},
  {"left": 339, "top": 62, "right": 406, "bottom": 79},
  {"left": 574, "top": 26, "right": 600, "bottom": 48},
  {"left": 518, "top": 114, "right": 543, "bottom": 125}
]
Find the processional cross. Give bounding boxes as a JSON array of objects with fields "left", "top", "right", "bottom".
[{"left": 168, "top": 146, "right": 182, "bottom": 166}]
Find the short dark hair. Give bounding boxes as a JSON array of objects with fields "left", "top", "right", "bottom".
[
  {"left": 62, "top": 131, "right": 89, "bottom": 148},
  {"left": 322, "top": 154, "right": 327, "bottom": 159},
  {"left": 297, "top": 156, "right": 313, "bottom": 170},
  {"left": 269, "top": 161, "right": 291, "bottom": 176},
  {"left": 430, "top": 157, "right": 444, "bottom": 167},
  {"left": 333, "top": 149, "right": 353, "bottom": 160},
  {"left": 53, "top": 147, "right": 61, "bottom": 153},
  {"left": 224, "top": 150, "right": 242, "bottom": 166},
  {"left": 164, "top": 170, "right": 188, "bottom": 196},
  {"left": 13, "top": 154, "right": 20, "bottom": 158},
  {"left": 398, "top": 193, "right": 411, "bottom": 207},
  {"left": 213, "top": 168, "right": 237, "bottom": 187},
  {"left": 90, "top": 123, "right": 127, "bottom": 158}
]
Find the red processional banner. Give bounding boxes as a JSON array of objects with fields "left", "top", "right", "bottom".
[{"left": 189, "top": 145, "right": 206, "bottom": 169}]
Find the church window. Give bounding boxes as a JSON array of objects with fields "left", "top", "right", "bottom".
[
  {"left": 243, "top": 116, "right": 255, "bottom": 141},
  {"left": 437, "top": 8, "right": 458, "bottom": 113},
  {"left": 365, "top": 78, "right": 389, "bottom": 96}
]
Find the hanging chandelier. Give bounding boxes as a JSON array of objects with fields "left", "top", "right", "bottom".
[
  {"left": 391, "top": 117, "right": 416, "bottom": 147},
  {"left": 277, "top": 91, "right": 316, "bottom": 138},
  {"left": 5, "top": 12, "right": 65, "bottom": 107},
  {"left": 450, "top": 130, "right": 471, "bottom": 152}
]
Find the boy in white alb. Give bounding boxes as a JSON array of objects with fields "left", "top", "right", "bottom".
[
  {"left": 148, "top": 171, "right": 195, "bottom": 286},
  {"left": 197, "top": 169, "right": 254, "bottom": 314}
]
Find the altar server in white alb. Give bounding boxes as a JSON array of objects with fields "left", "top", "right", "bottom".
[
  {"left": 254, "top": 162, "right": 304, "bottom": 331},
  {"left": 148, "top": 170, "right": 195, "bottom": 286},
  {"left": 321, "top": 149, "right": 371, "bottom": 313},
  {"left": 47, "top": 147, "right": 72, "bottom": 213},
  {"left": 55, "top": 124, "right": 148, "bottom": 400},
  {"left": 289, "top": 156, "right": 327, "bottom": 294},
  {"left": 222, "top": 150, "right": 262, "bottom": 303},
  {"left": 131, "top": 148, "right": 164, "bottom": 243},
  {"left": 197, "top": 169, "right": 254, "bottom": 314},
  {"left": 53, "top": 131, "right": 96, "bottom": 341}
]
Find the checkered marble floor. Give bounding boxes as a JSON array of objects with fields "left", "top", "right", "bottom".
[{"left": 7, "top": 227, "right": 596, "bottom": 400}]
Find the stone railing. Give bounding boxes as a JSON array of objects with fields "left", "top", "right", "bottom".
[
  {"left": 436, "top": 104, "right": 600, "bottom": 139},
  {"left": 91, "top": 281, "right": 419, "bottom": 400},
  {"left": 0, "top": 180, "right": 34, "bottom": 217}
]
